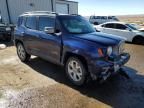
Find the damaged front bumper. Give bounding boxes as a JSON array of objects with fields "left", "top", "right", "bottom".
[{"left": 89, "top": 53, "right": 130, "bottom": 81}]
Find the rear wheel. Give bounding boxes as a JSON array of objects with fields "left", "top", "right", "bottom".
[
  {"left": 16, "top": 42, "right": 31, "bottom": 62},
  {"left": 65, "top": 57, "right": 87, "bottom": 86},
  {"left": 133, "top": 36, "right": 144, "bottom": 45}
]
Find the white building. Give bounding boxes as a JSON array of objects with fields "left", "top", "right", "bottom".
[{"left": 0, "top": 0, "right": 78, "bottom": 24}]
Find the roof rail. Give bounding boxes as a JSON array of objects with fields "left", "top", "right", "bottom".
[
  {"left": 70, "top": 14, "right": 80, "bottom": 16},
  {"left": 23, "top": 11, "right": 58, "bottom": 15}
]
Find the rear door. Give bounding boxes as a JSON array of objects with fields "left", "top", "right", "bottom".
[
  {"left": 113, "top": 24, "right": 134, "bottom": 41},
  {"left": 37, "top": 16, "right": 62, "bottom": 63},
  {"left": 23, "top": 16, "right": 40, "bottom": 55},
  {"left": 102, "top": 23, "right": 116, "bottom": 34}
]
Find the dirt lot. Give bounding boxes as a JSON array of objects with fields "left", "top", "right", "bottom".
[
  {"left": 0, "top": 41, "right": 144, "bottom": 108},
  {"left": 118, "top": 15, "right": 144, "bottom": 26}
]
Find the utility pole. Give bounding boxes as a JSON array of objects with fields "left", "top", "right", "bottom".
[
  {"left": 51, "top": 0, "right": 54, "bottom": 12},
  {"left": 6, "top": 0, "right": 11, "bottom": 24}
]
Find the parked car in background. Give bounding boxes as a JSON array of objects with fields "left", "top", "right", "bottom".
[
  {"left": 89, "top": 16, "right": 119, "bottom": 25},
  {"left": 95, "top": 22, "right": 144, "bottom": 44},
  {"left": 14, "top": 11, "right": 130, "bottom": 86},
  {"left": 0, "top": 15, "right": 14, "bottom": 41}
]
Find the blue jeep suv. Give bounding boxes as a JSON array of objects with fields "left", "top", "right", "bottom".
[{"left": 14, "top": 11, "right": 130, "bottom": 86}]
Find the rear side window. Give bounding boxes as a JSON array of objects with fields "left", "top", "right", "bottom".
[
  {"left": 25, "top": 16, "right": 37, "bottom": 30},
  {"left": 104, "top": 23, "right": 115, "bottom": 28},
  {"left": 95, "top": 16, "right": 101, "bottom": 19},
  {"left": 101, "top": 16, "right": 107, "bottom": 19},
  {"left": 38, "top": 17, "right": 55, "bottom": 31},
  {"left": 115, "top": 24, "right": 127, "bottom": 30}
]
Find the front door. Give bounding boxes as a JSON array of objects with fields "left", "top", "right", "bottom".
[
  {"left": 37, "top": 16, "right": 62, "bottom": 63},
  {"left": 113, "top": 24, "right": 134, "bottom": 42},
  {"left": 102, "top": 23, "right": 116, "bottom": 34}
]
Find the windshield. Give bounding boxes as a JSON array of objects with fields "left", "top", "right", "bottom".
[
  {"left": 126, "top": 24, "right": 138, "bottom": 30},
  {"left": 59, "top": 16, "right": 95, "bottom": 34}
]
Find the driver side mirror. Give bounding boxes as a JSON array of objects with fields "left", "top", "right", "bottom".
[{"left": 44, "top": 27, "right": 55, "bottom": 34}]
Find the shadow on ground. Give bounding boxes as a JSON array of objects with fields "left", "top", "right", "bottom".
[{"left": 26, "top": 57, "right": 144, "bottom": 108}]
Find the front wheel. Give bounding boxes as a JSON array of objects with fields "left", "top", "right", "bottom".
[
  {"left": 65, "top": 57, "right": 87, "bottom": 86},
  {"left": 16, "top": 42, "right": 31, "bottom": 62},
  {"left": 133, "top": 36, "right": 144, "bottom": 45}
]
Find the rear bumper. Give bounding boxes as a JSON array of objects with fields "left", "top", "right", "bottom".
[{"left": 89, "top": 53, "right": 130, "bottom": 80}]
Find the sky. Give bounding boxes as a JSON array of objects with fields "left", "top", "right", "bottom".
[{"left": 74, "top": 0, "right": 144, "bottom": 16}]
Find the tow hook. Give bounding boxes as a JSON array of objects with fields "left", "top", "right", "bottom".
[{"left": 119, "top": 68, "right": 130, "bottom": 79}]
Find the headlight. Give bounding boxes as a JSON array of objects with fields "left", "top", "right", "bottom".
[
  {"left": 119, "top": 41, "right": 125, "bottom": 54},
  {"left": 6, "top": 27, "right": 11, "bottom": 31},
  {"left": 107, "top": 46, "right": 113, "bottom": 56}
]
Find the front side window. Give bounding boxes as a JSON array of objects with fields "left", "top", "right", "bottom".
[
  {"left": 90, "top": 16, "right": 94, "bottom": 19},
  {"left": 25, "top": 16, "right": 36, "bottom": 30},
  {"left": 59, "top": 16, "right": 95, "bottom": 34},
  {"left": 115, "top": 24, "right": 128, "bottom": 30},
  {"left": 104, "top": 23, "right": 115, "bottom": 28},
  {"left": 38, "top": 17, "right": 55, "bottom": 31}
]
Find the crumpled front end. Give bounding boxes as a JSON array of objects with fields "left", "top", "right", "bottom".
[{"left": 88, "top": 41, "right": 130, "bottom": 81}]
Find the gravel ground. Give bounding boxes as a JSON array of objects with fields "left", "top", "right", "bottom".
[{"left": 0, "top": 41, "right": 144, "bottom": 108}]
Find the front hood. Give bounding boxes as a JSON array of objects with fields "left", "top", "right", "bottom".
[
  {"left": 138, "top": 28, "right": 144, "bottom": 32},
  {"left": 74, "top": 32, "right": 124, "bottom": 46}
]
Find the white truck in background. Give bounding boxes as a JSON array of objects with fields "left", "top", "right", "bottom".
[{"left": 89, "top": 16, "right": 119, "bottom": 25}]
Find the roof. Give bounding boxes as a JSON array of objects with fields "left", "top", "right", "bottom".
[
  {"left": 20, "top": 11, "right": 79, "bottom": 17},
  {"left": 21, "top": 11, "right": 57, "bottom": 16}
]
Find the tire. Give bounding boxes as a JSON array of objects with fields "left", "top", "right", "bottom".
[
  {"left": 133, "top": 36, "right": 144, "bottom": 45},
  {"left": 16, "top": 42, "right": 31, "bottom": 62},
  {"left": 65, "top": 57, "right": 87, "bottom": 86}
]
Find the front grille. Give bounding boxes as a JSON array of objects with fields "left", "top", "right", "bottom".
[{"left": 113, "top": 45, "right": 119, "bottom": 55}]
